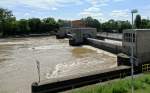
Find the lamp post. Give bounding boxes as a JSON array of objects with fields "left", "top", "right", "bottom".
[
  {"left": 131, "top": 9, "right": 138, "bottom": 28},
  {"left": 131, "top": 9, "right": 138, "bottom": 93}
]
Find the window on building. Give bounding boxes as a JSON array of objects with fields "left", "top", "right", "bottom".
[{"left": 124, "top": 33, "right": 136, "bottom": 43}]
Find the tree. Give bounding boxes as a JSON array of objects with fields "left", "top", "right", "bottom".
[
  {"left": 117, "top": 21, "right": 132, "bottom": 33},
  {"left": 0, "top": 8, "right": 16, "bottom": 36},
  {"left": 17, "top": 19, "right": 29, "bottom": 34},
  {"left": 135, "top": 14, "right": 141, "bottom": 28},
  {"left": 140, "top": 19, "right": 150, "bottom": 29},
  {"left": 57, "top": 19, "right": 71, "bottom": 27},
  {"left": 101, "top": 19, "right": 118, "bottom": 32},
  {"left": 42, "top": 17, "right": 59, "bottom": 32},
  {"left": 82, "top": 17, "right": 101, "bottom": 32},
  {"left": 28, "top": 18, "right": 41, "bottom": 33},
  {"left": 101, "top": 20, "right": 131, "bottom": 33}
]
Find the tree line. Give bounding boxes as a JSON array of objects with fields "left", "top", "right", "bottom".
[
  {"left": 1, "top": 8, "right": 150, "bottom": 37},
  {"left": 82, "top": 15, "right": 150, "bottom": 33},
  {"left": 0, "top": 8, "right": 59, "bottom": 37}
]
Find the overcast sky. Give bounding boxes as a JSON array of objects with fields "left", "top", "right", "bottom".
[{"left": 0, "top": 0, "right": 150, "bottom": 22}]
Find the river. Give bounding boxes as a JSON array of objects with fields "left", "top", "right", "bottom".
[{"left": 0, "top": 36, "right": 117, "bottom": 93}]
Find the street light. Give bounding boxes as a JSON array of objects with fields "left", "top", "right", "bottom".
[
  {"left": 131, "top": 9, "right": 138, "bottom": 93},
  {"left": 131, "top": 9, "right": 138, "bottom": 28}
]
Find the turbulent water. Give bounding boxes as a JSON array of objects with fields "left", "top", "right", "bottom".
[{"left": 0, "top": 36, "right": 117, "bottom": 93}]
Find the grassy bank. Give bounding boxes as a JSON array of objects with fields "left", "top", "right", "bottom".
[{"left": 65, "top": 74, "right": 150, "bottom": 93}]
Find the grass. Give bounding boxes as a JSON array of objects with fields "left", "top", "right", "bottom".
[{"left": 64, "top": 73, "right": 150, "bottom": 93}]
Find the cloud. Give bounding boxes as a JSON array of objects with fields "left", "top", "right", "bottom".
[
  {"left": 113, "top": 0, "right": 125, "bottom": 2},
  {"left": 110, "top": 9, "right": 130, "bottom": 20},
  {"left": 0, "top": 0, "right": 83, "bottom": 10},
  {"left": 51, "top": 7, "right": 58, "bottom": 11},
  {"left": 79, "top": 6, "right": 103, "bottom": 18},
  {"left": 79, "top": 0, "right": 110, "bottom": 20}
]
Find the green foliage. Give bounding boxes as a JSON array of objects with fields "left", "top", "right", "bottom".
[
  {"left": 28, "top": 18, "right": 41, "bottom": 33},
  {"left": 42, "top": 17, "right": 59, "bottom": 32},
  {"left": 17, "top": 19, "right": 29, "bottom": 34},
  {"left": 1, "top": 8, "right": 150, "bottom": 37},
  {"left": 82, "top": 17, "right": 101, "bottom": 32},
  {"left": 140, "top": 19, "right": 150, "bottom": 29},
  {"left": 70, "top": 74, "right": 150, "bottom": 93},
  {"left": 58, "top": 19, "right": 71, "bottom": 27},
  {"left": 0, "top": 8, "right": 59, "bottom": 36},
  {"left": 135, "top": 15, "right": 142, "bottom": 28},
  {"left": 102, "top": 19, "right": 132, "bottom": 33},
  {"left": 0, "top": 8, "right": 16, "bottom": 36}
]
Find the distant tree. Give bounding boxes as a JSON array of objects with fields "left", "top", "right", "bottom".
[
  {"left": 147, "top": 21, "right": 150, "bottom": 28},
  {"left": 140, "top": 19, "right": 150, "bottom": 29},
  {"left": 0, "top": 8, "right": 16, "bottom": 36},
  {"left": 135, "top": 14, "right": 141, "bottom": 28},
  {"left": 42, "top": 17, "right": 59, "bottom": 32},
  {"left": 82, "top": 17, "right": 101, "bottom": 32},
  {"left": 117, "top": 21, "right": 132, "bottom": 33},
  {"left": 101, "top": 19, "right": 118, "bottom": 32},
  {"left": 17, "top": 19, "right": 29, "bottom": 34},
  {"left": 28, "top": 18, "right": 41, "bottom": 33},
  {"left": 57, "top": 19, "right": 71, "bottom": 27},
  {"left": 101, "top": 20, "right": 131, "bottom": 33}
]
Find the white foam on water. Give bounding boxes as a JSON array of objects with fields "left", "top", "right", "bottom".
[
  {"left": 45, "top": 45, "right": 117, "bottom": 79},
  {"left": 0, "top": 42, "right": 25, "bottom": 45},
  {"left": 29, "top": 44, "right": 71, "bottom": 50},
  {"left": 105, "top": 39, "right": 122, "bottom": 46},
  {"left": 45, "top": 58, "right": 106, "bottom": 79}
]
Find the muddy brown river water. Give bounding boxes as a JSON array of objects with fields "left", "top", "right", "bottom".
[{"left": 0, "top": 36, "right": 117, "bottom": 93}]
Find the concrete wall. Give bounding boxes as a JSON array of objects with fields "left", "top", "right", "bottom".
[
  {"left": 122, "top": 30, "right": 136, "bottom": 56},
  {"left": 97, "top": 32, "right": 122, "bottom": 41},
  {"left": 56, "top": 27, "right": 71, "bottom": 38},
  {"left": 122, "top": 29, "right": 150, "bottom": 65},
  {"left": 137, "top": 30, "right": 150, "bottom": 64},
  {"left": 70, "top": 28, "right": 97, "bottom": 44},
  {"left": 87, "top": 38, "right": 122, "bottom": 54}
]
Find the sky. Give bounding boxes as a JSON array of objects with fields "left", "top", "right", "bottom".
[{"left": 0, "top": 0, "right": 150, "bottom": 22}]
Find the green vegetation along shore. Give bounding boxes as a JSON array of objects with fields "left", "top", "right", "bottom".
[
  {"left": 1, "top": 8, "right": 150, "bottom": 37},
  {"left": 65, "top": 74, "right": 150, "bottom": 93}
]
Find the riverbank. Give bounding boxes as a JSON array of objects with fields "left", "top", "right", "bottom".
[
  {"left": 64, "top": 73, "right": 150, "bottom": 93},
  {"left": 0, "top": 33, "right": 56, "bottom": 39}
]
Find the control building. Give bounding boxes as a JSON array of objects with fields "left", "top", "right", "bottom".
[{"left": 122, "top": 29, "right": 150, "bottom": 66}]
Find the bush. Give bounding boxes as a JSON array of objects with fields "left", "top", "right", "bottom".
[
  {"left": 71, "top": 74, "right": 150, "bottom": 93},
  {"left": 144, "top": 77, "right": 150, "bottom": 84}
]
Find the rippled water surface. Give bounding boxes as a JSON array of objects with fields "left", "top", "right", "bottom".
[{"left": 0, "top": 36, "right": 117, "bottom": 93}]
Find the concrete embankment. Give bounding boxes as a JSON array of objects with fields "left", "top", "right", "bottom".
[
  {"left": 86, "top": 38, "right": 122, "bottom": 54},
  {"left": 32, "top": 66, "right": 131, "bottom": 93}
]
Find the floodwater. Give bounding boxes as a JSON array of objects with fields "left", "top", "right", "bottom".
[{"left": 0, "top": 36, "right": 117, "bottom": 93}]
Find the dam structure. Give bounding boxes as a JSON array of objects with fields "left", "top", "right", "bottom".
[{"left": 32, "top": 21, "right": 150, "bottom": 93}]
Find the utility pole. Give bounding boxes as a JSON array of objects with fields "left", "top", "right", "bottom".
[{"left": 131, "top": 9, "right": 138, "bottom": 93}]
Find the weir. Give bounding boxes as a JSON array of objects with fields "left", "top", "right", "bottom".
[
  {"left": 31, "top": 29, "right": 150, "bottom": 93},
  {"left": 86, "top": 38, "right": 122, "bottom": 54}
]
